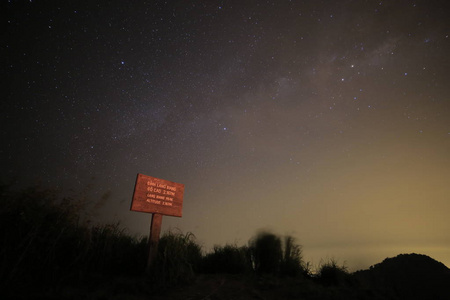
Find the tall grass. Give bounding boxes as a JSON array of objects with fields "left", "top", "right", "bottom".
[
  {"left": 149, "top": 230, "right": 202, "bottom": 287},
  {"left": 85, "top": 223, "right": 148, "bottom": 276},
  {"left": 0, "top": 185, "right": 147, "bottom": 295},
  {"left": 280, "top": 235, "right": 304, "bottom": 277}
]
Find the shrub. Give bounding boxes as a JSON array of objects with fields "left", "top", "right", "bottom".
[
  {"left": 202, "top": 244, "right": 251, "bottom": 274},
  {"left": 249, "top": 231, "right": 283, "bottom": 274},
  {"left": 316, "top": 258, "right": 350, "bottom": 286}
]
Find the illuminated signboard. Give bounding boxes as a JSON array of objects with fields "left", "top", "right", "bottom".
[{"left": 131, "top": 173, "right": 184, "bottom": 217}]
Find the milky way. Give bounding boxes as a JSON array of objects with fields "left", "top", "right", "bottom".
[{"left": 3, "top": 1, "right": 449, "bottom": 270}]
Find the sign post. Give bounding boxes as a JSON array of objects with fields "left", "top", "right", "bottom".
[
  {"left": 131, "top": 173, "right": 185, "bottom": 273},
  {"left": 147, "top": 213, "right": 162, "bottom": 272}
]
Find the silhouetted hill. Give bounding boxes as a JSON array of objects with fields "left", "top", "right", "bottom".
[{"left": 353, "top": 253, "right": 450, "bottom": 300}]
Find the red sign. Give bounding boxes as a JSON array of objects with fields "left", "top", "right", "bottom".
[{"left": 131, "top": 173, "right": 184, "bottom": 217}]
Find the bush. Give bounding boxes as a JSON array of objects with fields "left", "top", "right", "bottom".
[
  {"left": 248, "top": 231, "right": 307, "bottom": 277},
  {"left": 316, "top": 258, "right": 350, "bottom": 286},
  {"left": 249, "top": 231, "right": 283, "bottom": 274},
  {"left": 201, "top": 244, "right": 251, "bottom": 274}
]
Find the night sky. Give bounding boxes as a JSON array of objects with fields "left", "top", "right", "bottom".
[{"left": 3, "top": 0, "right": 449, "bottom": 271}]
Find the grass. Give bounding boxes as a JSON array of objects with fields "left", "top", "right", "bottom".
[
  {"left": 149, "top": 230, "right": 203, "bottom": 287},
  {"left": 0, "top": 184, "right": 147, "bottom": 296},
  {"left": 0, "top": 185, "right": 326, "bottom": 289},
  {"left": 2, "top": 183, "right": 444, "bottom": 299},
  {"left": 315, "top": 257, "right": 351, "bottom": 286},
  {"left": 201, "top": 244, "right": 252, "bottom": 274}
]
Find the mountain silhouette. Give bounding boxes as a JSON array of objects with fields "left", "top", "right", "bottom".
[{"left": 353, "top": 253, "right": 450, "bottom": 300}]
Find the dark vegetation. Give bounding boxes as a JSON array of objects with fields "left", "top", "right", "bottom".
[
  {"left": 354, "top": 254, "right": 450, "bottom": 300},
  {"left": 1, "top": 184, "right": 449, "bottom": 299}
]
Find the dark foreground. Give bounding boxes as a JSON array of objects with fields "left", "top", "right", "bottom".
[
  {"left": 10, "top": 254, "right": 450, "bottom": 300},
  {"left": 3, "top": 187, "right": 448, "bottom": 299}
]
